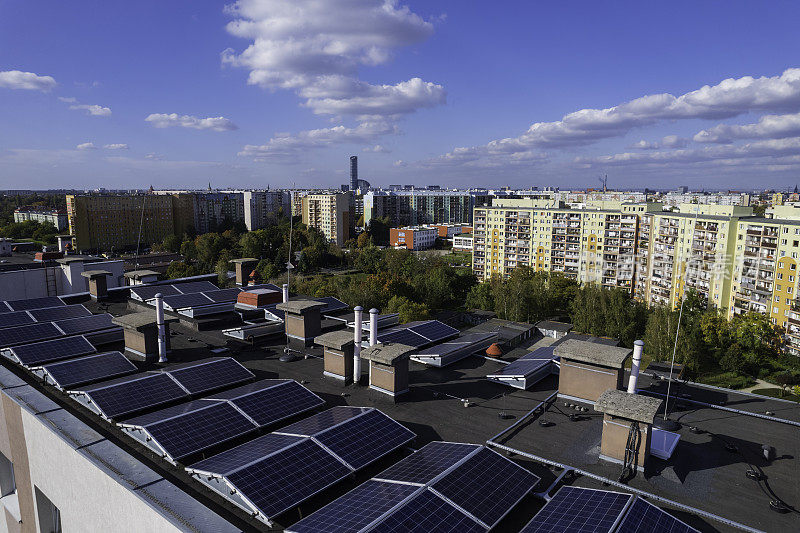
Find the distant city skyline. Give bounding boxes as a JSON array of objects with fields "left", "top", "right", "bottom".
[{"left": 2, "top": 1, "right": 800, "bottom": 190}]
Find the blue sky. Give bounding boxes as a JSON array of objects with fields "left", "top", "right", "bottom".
[{"left": 1, "top": 0, "right": 800, "bottom": 190}]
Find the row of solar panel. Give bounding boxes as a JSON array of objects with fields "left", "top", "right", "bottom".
[
  {"left": 0, "top": 304, "right": 92, "bottom": 330},
  {"left": 262, "top": 296, "right": 349, "bottom": 321},
  {"left": 376, "top": 320, "right": 460, "bottom": 349},
  {"left": 411, "top": 332, "right": 498, "bottom": 367},
  {"left": 0, "top": 295, "right": 66, "bottom": 313},
  {"left": 487, "top": 346, "right": 559, "bottom": 380},
  {"left": 0, "top": 313, "right": 118, "bottom": 349},
  {"left": 130, "top": 281, "right": 281, "bottom": 304},
  {"left": 287, "top": 440, "right": 541, "bottom": 532},
  {"left": 520, "top": 486, "right": 698, "bottom": 533}
]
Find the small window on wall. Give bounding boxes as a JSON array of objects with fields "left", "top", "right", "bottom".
[
  {"left": 35, "top": 487, "right": 62, "bottom": 533},
  {"left": 0, "top": 451, "right": 15, "bottom": 497}
]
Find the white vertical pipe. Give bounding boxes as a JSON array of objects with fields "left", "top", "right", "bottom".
[
  {"left": 282, "top": 283, "right": 289, "bottom": 303},
  {"left": 369, "top": 308, "right": 378, "bottom": 346},
  {"left": 628, "top": 340, "right": 644, "bottom": 393},
  {"left": 353, "top": 306, "right": 363, "bottom": 383},
  {"left": 155, "top": 293, "right": 167, "bottom": 363}
]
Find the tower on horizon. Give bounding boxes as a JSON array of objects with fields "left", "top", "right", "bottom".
[{"left": 350, "top": 155, "right": 358, "bottom": 191}]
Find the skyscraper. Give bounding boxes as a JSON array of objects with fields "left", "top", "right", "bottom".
[{"left": 350, "top": 155, "right": 358, "bottom": 191}]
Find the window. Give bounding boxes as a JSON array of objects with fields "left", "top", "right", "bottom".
[
  {"left": 35, "top": 487, "right": 61, "bottom": 533},
  {"left": 0, "top": 451, "right": 14, "bottom": 497}
]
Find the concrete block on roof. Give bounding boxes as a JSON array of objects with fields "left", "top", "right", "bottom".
[
  {"left": 595, "top": 389, "right": 663, "bottom": 423},
  {"left": 276, "top": 299, "right": 326, "bottom": 315},
  {"left": 554, "top": 339, "right": 631, "bottom": 368},
  {"left": 362, "top": 343, "right": 414, "bottom": 366},
  {"left": 315, "top": 330, "right": 357, "bottom": 350}
]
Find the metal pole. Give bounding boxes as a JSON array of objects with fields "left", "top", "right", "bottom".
[
  {"left": 353, "top": 306, "right": 363, "bottom": 384},
  {"left": 155, "top": 293, "right": 167, "bottom": 363}
]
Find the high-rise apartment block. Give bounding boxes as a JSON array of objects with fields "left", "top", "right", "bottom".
[
  {"left": 242, "top": 190, "right": 291, "bottom": 230},
  {"left": 363, "top": 190, "right": 489, "bottom": 227},
  {"left": 473, "top": 198, "right": 800, "bottom": 355},
  {"left": 302, "top": 192, "right": 350, "bottom": 246}
]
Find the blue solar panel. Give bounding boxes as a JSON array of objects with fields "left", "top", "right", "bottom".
[
  {"left": 162, "top": 292, "right": 214, "bottom": 310},
  {"left": 28, "top": 304, "right": 91, "bottom": 322},
  {"left": 123, "top": 400, "right": 258, "bottom": 462},
  {"left": 616, "top": 498, "right": 698, "bottom": 533},
  {"left": 189, "top": 433, "right": 305, "bottom": 476},
  {"left": 226, "top": 438, "right": 352, "bottom": 521},
  {"left": 0, "top": 311, "right": 35, "bottom": 329},
  {"left": 276, "top": 406, "right": 367, "bottom": 437},
  {"left": 5, "top": 296, "right": 64, "bottom": 311},
  {"left": 9, "top": 336, "right": 96, "bottom": 366},
  {"left": 316, "top": 296, "right": 348, "bottom": 313},
  {"left": 376, "top": 442, "right": 478, "bottom": 485},
  {"left": 208, "top": 379, "right": 324, "bottom": 427},
  {"left": 287, "top": 480, "right": 420, "bottom": 533},
  {"left": 520, "top": 346, "right": 558, "bottom": 361},
  {"left": 520, "top": 486, "right": 633, "bottom": 533},
  {"left": 0, "top": 322, "right": 62, "bottom": 348},
  {"left": 174, "top": 280, "right": 219, "bottom": 294},
  {"left": 315, "top": 409, "right": 415, "bottom": 470},
  {"left": 378, "top": 328, "right": 428, "bottom": 348},
  {"left": 54, "top": 314, "right": 115, "bottom": 335},
  {"left": 166, "top": 358, "right": 254, "bottom": 395},
  {"left": 432, "top": 447, "right": 539, "bottom": 527},
  {"left": 202, "top": 288, "right": 242, "bottom": 303},
  {"left": 408, "top": 320, "right": 459, "bottom": 342},
  {"left": 130, "top": 284, "right": 182, "bottom": 301},
  {"left": 74, "top": 372, "right": 189, "bottom": 420},
  {"left": 494, "top": 358, "right": 551, "bottom": 378},
  {"left": 40, "top": 351, "right": 137, "bottom": 389},
  {"left": 372, "top": 489, "right": 484, "bottom": 533}
]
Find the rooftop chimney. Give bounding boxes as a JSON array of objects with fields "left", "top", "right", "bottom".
[
  {"left": 369, "top": 308, "right": 378, "bottom": 346},
  {"left": 353, "top": 306, "right": 363, "bottom": 383},
  {"left": 155, "top": 293, "right": 167, "bottom": 363},
  {"left": 628, "top": 340, "right": 644, "bottom": 394}
]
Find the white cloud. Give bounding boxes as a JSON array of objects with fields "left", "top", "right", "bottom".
[
  {"left": 69, "top": 103, "right": 112, "bottom": 117},
  {"left": 145, "top": 113, "right": 238, "bottom": 131},
  {"left": 393, "top": 159, "right": 407, "bottom": 167},
  {"left": 363, "top": 144, "right": 390, "bottom": 153},
  {"left": 240, "top": 120, "right": 397, "bottom": 161},
  {"left": 58, "top": 96, "right": 77, "bottom": 103},
  {"left": 76, "top": 142, "right": 97, "bottom": 150},
  {"left": 578, "top": 137, "right": 800, "bottom": 167},
  {"left": 104, "top": 143, "right": 129, "bottom": 150},
  {"left": 433, "top": 68, "right": 800, "bottom": 167},
  {"left": 0, "top": 70, "right": 56, "bottom": 91},
  {"left": 694, "top": 112, "right": 800, "bottom": 143},
  {"left": 222, "top": 0, "right": 444, "bottom": 118},
  {"left": 631, "top": 135, "right": 689, "bottom": 150}
]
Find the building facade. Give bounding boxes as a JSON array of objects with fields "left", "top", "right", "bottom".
[
  {"left": 13, "top": 208, "right": 68, "bottom": 231},
  {"left": 242, "top": 190, "right": 290, "bottom": 231},
  {"left": 389, "top": 226, "right": 437, "bottom": 251},
  {"left": 302, "top": 193, "right": 350, "bottom": 246},
  {"left": 363, "top": 190, "right": 490, "bottom": 228}
]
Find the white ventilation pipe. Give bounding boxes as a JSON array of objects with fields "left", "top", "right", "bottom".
[
  {"left": 369, "top": 308, "right": 379, "bottom": 346},
  {"left": 353, "top": 306, "right": 363, "bottom": 383},
  {"left": 628, "top": 340, "right": 644, "bottom": 394},
  {"left": 155, "top": 293, "right": 167, "bottom": 363},
  {"left": 282, "top": 283, "right": 289, "bottom": 303}
]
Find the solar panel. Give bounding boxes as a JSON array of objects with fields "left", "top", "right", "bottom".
[
  {"left": 377, "top": 328, "right": 428, "bottom": 348},
  {"left": 7, "top": 335, "right": 96, "bottom": 366},
  {"left": 372, "top": 489, "right": 484, "bottom": 533},
  {"left": 414, "top": 333, "right": 496, "bottom": 357},
  {"left": 520, "top": 346, "right": 558, "bottom": 361},
  {"left": 28, "top": 304, "right": 91, "bottom": 322},
  {"left": 287, "top": 480, "right": 420, "bottom": 533},
  {"left": 38, "top": 351, "right": 137, "bottom": 389},
  {"left": 316, "top": 296, "right": 348, "bottom": 314},
  {"left": 0, "top": 311, "right": 35, "bottom": 329},
  {"left": 120, "top": 400, "right": 258, "bottom": 462},
  {"left": 5, "top": 296, "right": 65, "bottom": 311},
  {"left": 225, "top": 438, "right": 352, "bottom": 521},
  {"left": 0, "top": 322, "right": 62, "bottom": 348},
  {"left": 166, "top": 358, "right": 254, "bottom": 395},
  {"left": 0, "top": 301, "right": 10, "bottom": 313},
  {"left": 246, "top": 283, "right": 280, "bottom": 292},
  {"left": 54, "top": 313, "right": 115, "bottom": 335},
  {"left": 520, "top": 486, "right": 633, "bottom": 533},
  {"left": 432, "top": 447, "right": 539, "bottom": 528},
  {"left": 189, "top": 433, "right": 306, "bottom": 476},
  {"left": 208, "top": 379, "right": 324, "bottom": 427},
  {"left": 376, "top": 442, "right": 478, "bottom": 485},
  {"left": 161, "top": 292, "right": 214, "bottom": 310},
  {"left": 315, "top": 409, "right": 415, "bottom": 469},
  {"left": 493, "top": 358, "right": 551, "bottom": 378},
  {"left": 408, "top": 320, "right": 459, "bottom": 342},
  {"left": 276, "top": 406, "right": 368, "bottom": 437},
  {"left": 616, "top": 498, "right": 698, "bottom": 533},
  {"left": 173, "top": 280, "right": 219, "bottom": 294},
  {"left": 202, "top": 288, "right": 242, "bottom": 303},
  {"left": 130, "top": 284, "right": 182, "bottom": 301},
  {"left": 71, "top": 372, "right": 189, "bottom": 420}
]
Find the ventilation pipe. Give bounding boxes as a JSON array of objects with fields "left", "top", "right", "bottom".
[
  {"left": 282, "top": 283, "right": 289, "bottom": 303},
  {"left": 155, "top": 293, "right": 167, "bottom": 363},
  {"left": 353, "top": 306, "right": 363, "bottom": 382},
  {"left": 627, "top": 340, "right": 644, "bottom": 394},
  {"left": 369, "top": 308, "right": 378, "bottom": 346}
]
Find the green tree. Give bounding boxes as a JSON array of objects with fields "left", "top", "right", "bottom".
[
  {"left": 161, "top": 234, "right": 181, "bottom": 253},
  {"left": 465, "top": 281, "right": 494, "bottom": 311},
  {"left": 386, "top": 295, "right": 430, "bottom": 323},
  {"left": 165, "top": 261, "right": 198, "bottom": 279},
  {"left": 180, "top": 239, "right": 198, "bottom": 262}
]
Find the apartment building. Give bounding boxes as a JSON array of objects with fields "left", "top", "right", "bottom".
[
  {"left": 242, "top": 190, "right": 290, "bottom": 230},
  {"left": 389, "top": 226, "right": 438, "bottom": 250},
  {"left": 66, "top": 194, "right": 176, "bottom": 252},
  {"left": 453, "top": 234, "right": 473, "bottom": 251},
  {"left": 363, "top": 190, "right": 490, "bottom": 227},
  {"left": 301, "top": 192, "right": 350, "bottom": 246},
  {"left": 13, "top": 208, "right": 68, "bottom": 231}
]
